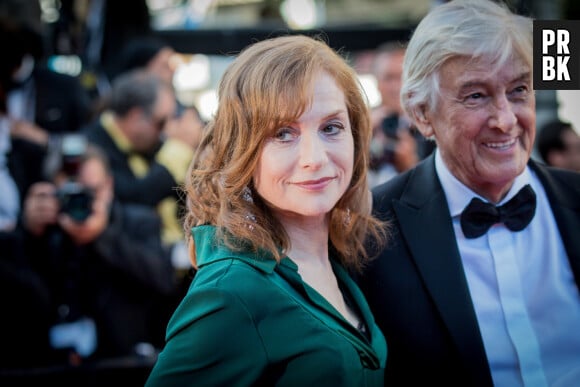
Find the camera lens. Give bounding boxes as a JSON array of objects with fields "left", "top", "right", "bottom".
[
  {"left": 57, "top": 182, "right": 94, "bottom": 222},
  {"left": 381, "top": 115, "right": 400, "bottom": 139}
]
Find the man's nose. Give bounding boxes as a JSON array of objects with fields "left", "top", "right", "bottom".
[{"left": 489, "top": 95, "right": 517, "bottom": 132}]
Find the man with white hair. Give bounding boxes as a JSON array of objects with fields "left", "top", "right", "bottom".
[{"left": 360, "top": 1, "right": 580, "bottom": 386}]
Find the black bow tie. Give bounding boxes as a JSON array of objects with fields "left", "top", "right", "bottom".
[{"left": 460, "top": 184, "right": 536, "bottom": 239}]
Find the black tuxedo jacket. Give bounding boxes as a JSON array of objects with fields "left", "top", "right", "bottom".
[{"left": 359, "top": 155, "right": 580, "bottom": 386}]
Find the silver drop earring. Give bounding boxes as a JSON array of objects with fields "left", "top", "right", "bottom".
[
  {"left": 344, "top": 208, "right": 351, "bottom": 226},
  {"left": 242, "top": 185, "right": 254, "bottom": 203},
  {"left": 242, "top": 186, "right": 256, "bottom": 229}
]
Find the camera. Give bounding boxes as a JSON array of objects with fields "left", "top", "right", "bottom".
[
  {"left": 379, "top": 114, "right": 401, "bottom": 164},
  {"left": 57, "top": 181, "right": 94, "bottom": 222},
  {"left": 381, "top": 114, "right": 400, "bottom": 140},
  {"left": 55, "top": 134, "right": 94, "bottom": 222}
]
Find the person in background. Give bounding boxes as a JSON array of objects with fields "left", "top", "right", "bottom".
[
  {"left": 368, "top": 41, "right": 433, "bottom": 188},
  {"left": 536, "top": 119, "right": 580, "bottom": 172},
  {"left": 111, "top": 36, "right": 205, "bottom": 161},
  {"left": 145, "top": 34, "right": 387, "bottom": 386},
  {"left": 111, "top": 35, "right": 206, "bottom": 138},
  {"left": 20, "top": 142, "right": 180, "bottom": 365},
  {"left": 81, "top": 69, "right": 197, "bottom": 273},
  {"left": 0, "top": 45, "right": 20, "bottom": 232},
  {"left": 359, "top": 0, "right": 580, "bottom": 386},
  {"left": 1, "top": 68, "right": 52, "bottom": 369},
  {"left": 0, "top": 226, "right": 54, "bottom": 371},
  {"left": 0, "top": 14, "right": 93, "bottom": 198},
  {"left": 113, "top": 36, "right": 177, "bottom": 87},
  {"left": 0, "top": 11, "right": 55, "bottom": 372},
  {"left": 98, "top": 37, "right": 206, "bottom": 255}
]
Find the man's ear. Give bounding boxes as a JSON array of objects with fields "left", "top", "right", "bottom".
[{"left": 411, "top": 105, "right": 434, "bottom": 138}]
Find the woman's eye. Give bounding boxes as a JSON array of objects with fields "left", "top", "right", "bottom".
[
  {"left": 273, "top": 127, "right": 295, "bottom": 142},
  {"left": 322, "top": 123, "right": 343, "bottom": 135}
]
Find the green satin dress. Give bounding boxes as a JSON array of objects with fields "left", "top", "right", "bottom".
[{"left": 145, "top": 225, "right": 387, "bottom": 387}]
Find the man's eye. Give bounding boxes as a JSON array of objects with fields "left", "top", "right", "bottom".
[{"left": 512, "top": 85, "right": 528, "bottom": 95}]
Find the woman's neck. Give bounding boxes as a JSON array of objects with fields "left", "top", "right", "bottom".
[{"left": 282, "top": 215, "right": 329, "bottom": 266}]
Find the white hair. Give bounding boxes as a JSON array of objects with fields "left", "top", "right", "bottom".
[{"left": 401, "top": 0, "right": 533, "bottom": 121}]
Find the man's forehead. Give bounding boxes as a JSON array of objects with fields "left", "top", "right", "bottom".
[{"left": 440, "top": 56, "right": 531, "bottom": 86}]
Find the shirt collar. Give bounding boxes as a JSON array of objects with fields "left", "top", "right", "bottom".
[
  {"left": 434, "top": 148, "right": 533, "bottom": 218},
  {"left": 192, "top": 225, "right": 295, "bottom": 274}
]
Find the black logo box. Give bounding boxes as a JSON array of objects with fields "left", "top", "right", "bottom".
[{"left": 534, "top": 20, "right": 580, "bottom": 90}]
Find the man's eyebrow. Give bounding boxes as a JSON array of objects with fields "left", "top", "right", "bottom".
[
  {"left": 458, "top": 80, "right": 484, "bottom": 91},
  {"left": 511, "top": 71, "right": 532, "bottom": 83},
  {"left": 458, "top": 72, "right": 531, "bottom": 92}
]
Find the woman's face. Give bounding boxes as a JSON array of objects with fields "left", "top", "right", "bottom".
[{"left": 253, "top": 71, "right": 354, "bottom": 224}]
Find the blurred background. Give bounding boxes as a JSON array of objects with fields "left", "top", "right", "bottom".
[{"left": 4, "top": 0, "right": 580, "bottom": 130}]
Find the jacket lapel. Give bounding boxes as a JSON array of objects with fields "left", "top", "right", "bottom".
[
  {"left": 393, "top": 156, "right": 490, "bottom": 376},
  {"left": 530, "top": 160, "right": 580, "bottom": 283}
]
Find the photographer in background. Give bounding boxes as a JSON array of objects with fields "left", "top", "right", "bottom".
[
  {"left": 368, "top": 42, "right": 434, "bottom": 187},
  {"left": 0, "top": 13, "right": 93, "bottom": 199},
  {"left": 536, "top": 119, "right": 580, "bottom": 172},
  {"left": 82, "top": 69, "right": 198, "bottom": 275},
  {"left": 20, "top": 138, "right": 181, "bottom": 367}
]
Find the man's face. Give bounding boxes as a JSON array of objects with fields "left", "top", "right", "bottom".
[
  {"left": 418, "top": 55, "right": 536, "bottom": 202},
  {"left": 375, "top": 50, "right": 405, "bottom": 115},
  {"left": 560, "top": 128, "right": 580, "bottom": 172},
  {"left": 134, "top": 87, "right": 176, "bottom": 154},
  {"left": 78, "top": 158, "right": 113, "bottom": 206}
]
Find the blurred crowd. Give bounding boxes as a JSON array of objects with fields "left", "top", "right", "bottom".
[{"left": 0, "top": 1, "right": 204, "bottom": 383}]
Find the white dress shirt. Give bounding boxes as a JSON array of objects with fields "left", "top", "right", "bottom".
[{"left": 435, "top": 150, "right": 580, "bottom": 387}]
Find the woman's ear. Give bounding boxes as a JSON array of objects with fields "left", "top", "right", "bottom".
[{"left": 411, "top": 105, "right": 434, "bottom": 138}]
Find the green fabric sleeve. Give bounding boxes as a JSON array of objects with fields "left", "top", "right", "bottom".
[{"left": 145, "top": 286, "right": 268, "bottom": 386}]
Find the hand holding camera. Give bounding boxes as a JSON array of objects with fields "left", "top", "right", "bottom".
[
  {"left": 57, "top": 181, "right": 94, "bottom": 223},
  {"left": 23, "top": 182, "right": 60, "bottom": 236},
  {"left": 58, "top": 193, "right": 108, "bottom": 246},
  {"left": 54, "top": 134, "right": 94, "bottom": 223},
  {"left": 23, "top": 180, "right": 107, "bottom": 245},
  {"left": 370, "top": 114, "right": 418, "bottom": 172},
  {"left": 24, "top": 134, "right": 111, "bottom": 245}
]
